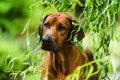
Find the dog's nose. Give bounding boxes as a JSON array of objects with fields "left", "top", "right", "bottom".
[{"left": 42, "top": 34, "right": 52, "bottom": 42}]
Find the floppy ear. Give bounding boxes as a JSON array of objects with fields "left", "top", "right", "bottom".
[
  {"left": 67, "top": 18, "right": 85, "bottom": 41},
  {"left": 38, "top": 15, "right": 48, "bottom": 42},
  {"left": 77, "top": 28, "right": 85, "bottom": 41},
  {"left": 38, "top": 24, "right": 43, "bottom": 42}
]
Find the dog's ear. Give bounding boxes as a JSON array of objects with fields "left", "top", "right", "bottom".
[
  {"left": 38, "top": 15, "right": 48, "bottom": 42},
  {"left": 67, "top": 18, "right": 85, "bottom": 41},
  {"left": 38, "top": 24, "right": 43, "bottom": 42},
  {"left": 76, "top": 28, "right": 85, "bottom": 41}
]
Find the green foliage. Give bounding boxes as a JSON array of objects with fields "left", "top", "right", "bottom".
[
  {"left": 0, "top": 0, "right": 31, "bottom": 79},
  {"left": 78, "top": 0, "right": 119, "bottom": 79},
  {"left": 0, "top": 0, "right": 120, "bottom": 80},
  {"left": 0, "top": 0, "right": 30, "bottom": 36},
  {"left": 0, "top": 38, "right": 25, "bottom": 80}
]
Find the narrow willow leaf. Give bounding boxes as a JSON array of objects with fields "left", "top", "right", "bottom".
[
  {"left": 8, "top": 57, "right": 17, "bottom": 65},
  {"left": 86, "top": 65, "right": 94, "bottom": 80},
  {"left": 108, "top": 61, "right": 113, "bottom": 74}
]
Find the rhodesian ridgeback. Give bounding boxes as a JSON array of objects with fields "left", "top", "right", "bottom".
[{"left": 39, "top": 12, "right": 98, "bottom": 80}]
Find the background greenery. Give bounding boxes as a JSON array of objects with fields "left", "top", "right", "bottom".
[{"left": 0, "top": 0, "right": 120, "bottom": 80}]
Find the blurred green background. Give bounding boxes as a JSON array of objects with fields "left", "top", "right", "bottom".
[
  {"left": 0, "top": 0, "right": 41, "bottom": 80},
  {"left": 0, "top": 0, "right": 120, "bottom": 80}
]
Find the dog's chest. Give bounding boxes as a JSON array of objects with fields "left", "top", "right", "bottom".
[{"left": 51, "top": 49, "right": 81, "bottom": 77}]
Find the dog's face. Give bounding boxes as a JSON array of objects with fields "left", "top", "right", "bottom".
[{"left": 39, "top": 12, "right": 85, "bottom": 52}]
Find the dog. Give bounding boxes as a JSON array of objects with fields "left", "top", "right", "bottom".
[{"left": 39, "top": 12, "right": 98, "bottom": 80}]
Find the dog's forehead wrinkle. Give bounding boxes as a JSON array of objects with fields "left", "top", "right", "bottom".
[
  {"left": 46, "top": 16, "right": 70, "bottom": 27},
  {"left": 50, "top": 13, "right": 68, "bottom": 20}
]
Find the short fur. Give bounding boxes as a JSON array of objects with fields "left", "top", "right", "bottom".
[{"left": 39, "top": 12, "right": 98, "bottom": 80}]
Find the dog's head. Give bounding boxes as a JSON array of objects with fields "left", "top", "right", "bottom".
[{"left": 39, "top": 12, "right": 85, "bottom": 52}]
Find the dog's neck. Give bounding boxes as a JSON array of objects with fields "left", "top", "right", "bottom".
[{"left": 48, "top": 43, "right": 85, "bottom": 76}]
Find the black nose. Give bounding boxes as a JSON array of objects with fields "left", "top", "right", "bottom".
[{"left": 42, "top": 34, "right": 52, "bottom": 42}]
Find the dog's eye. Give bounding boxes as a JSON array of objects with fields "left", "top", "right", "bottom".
[
  {"left": 57, "top": 23, "right": 66, "bottom": 31},
  {"left": 44, "top": 23, "right": 50, "bottom": 28}
]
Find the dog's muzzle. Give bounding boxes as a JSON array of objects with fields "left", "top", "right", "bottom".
[{"left": 41, "top": 34, "right": 61, "bottom": 52}]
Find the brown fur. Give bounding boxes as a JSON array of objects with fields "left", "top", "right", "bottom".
[{"left": 39, "top": 12, "right": 98, "bottom": 80}]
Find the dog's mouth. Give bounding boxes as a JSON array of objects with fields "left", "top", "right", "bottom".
[{"left": 41, "top": 41, "right": 61, "bottom": 52}]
